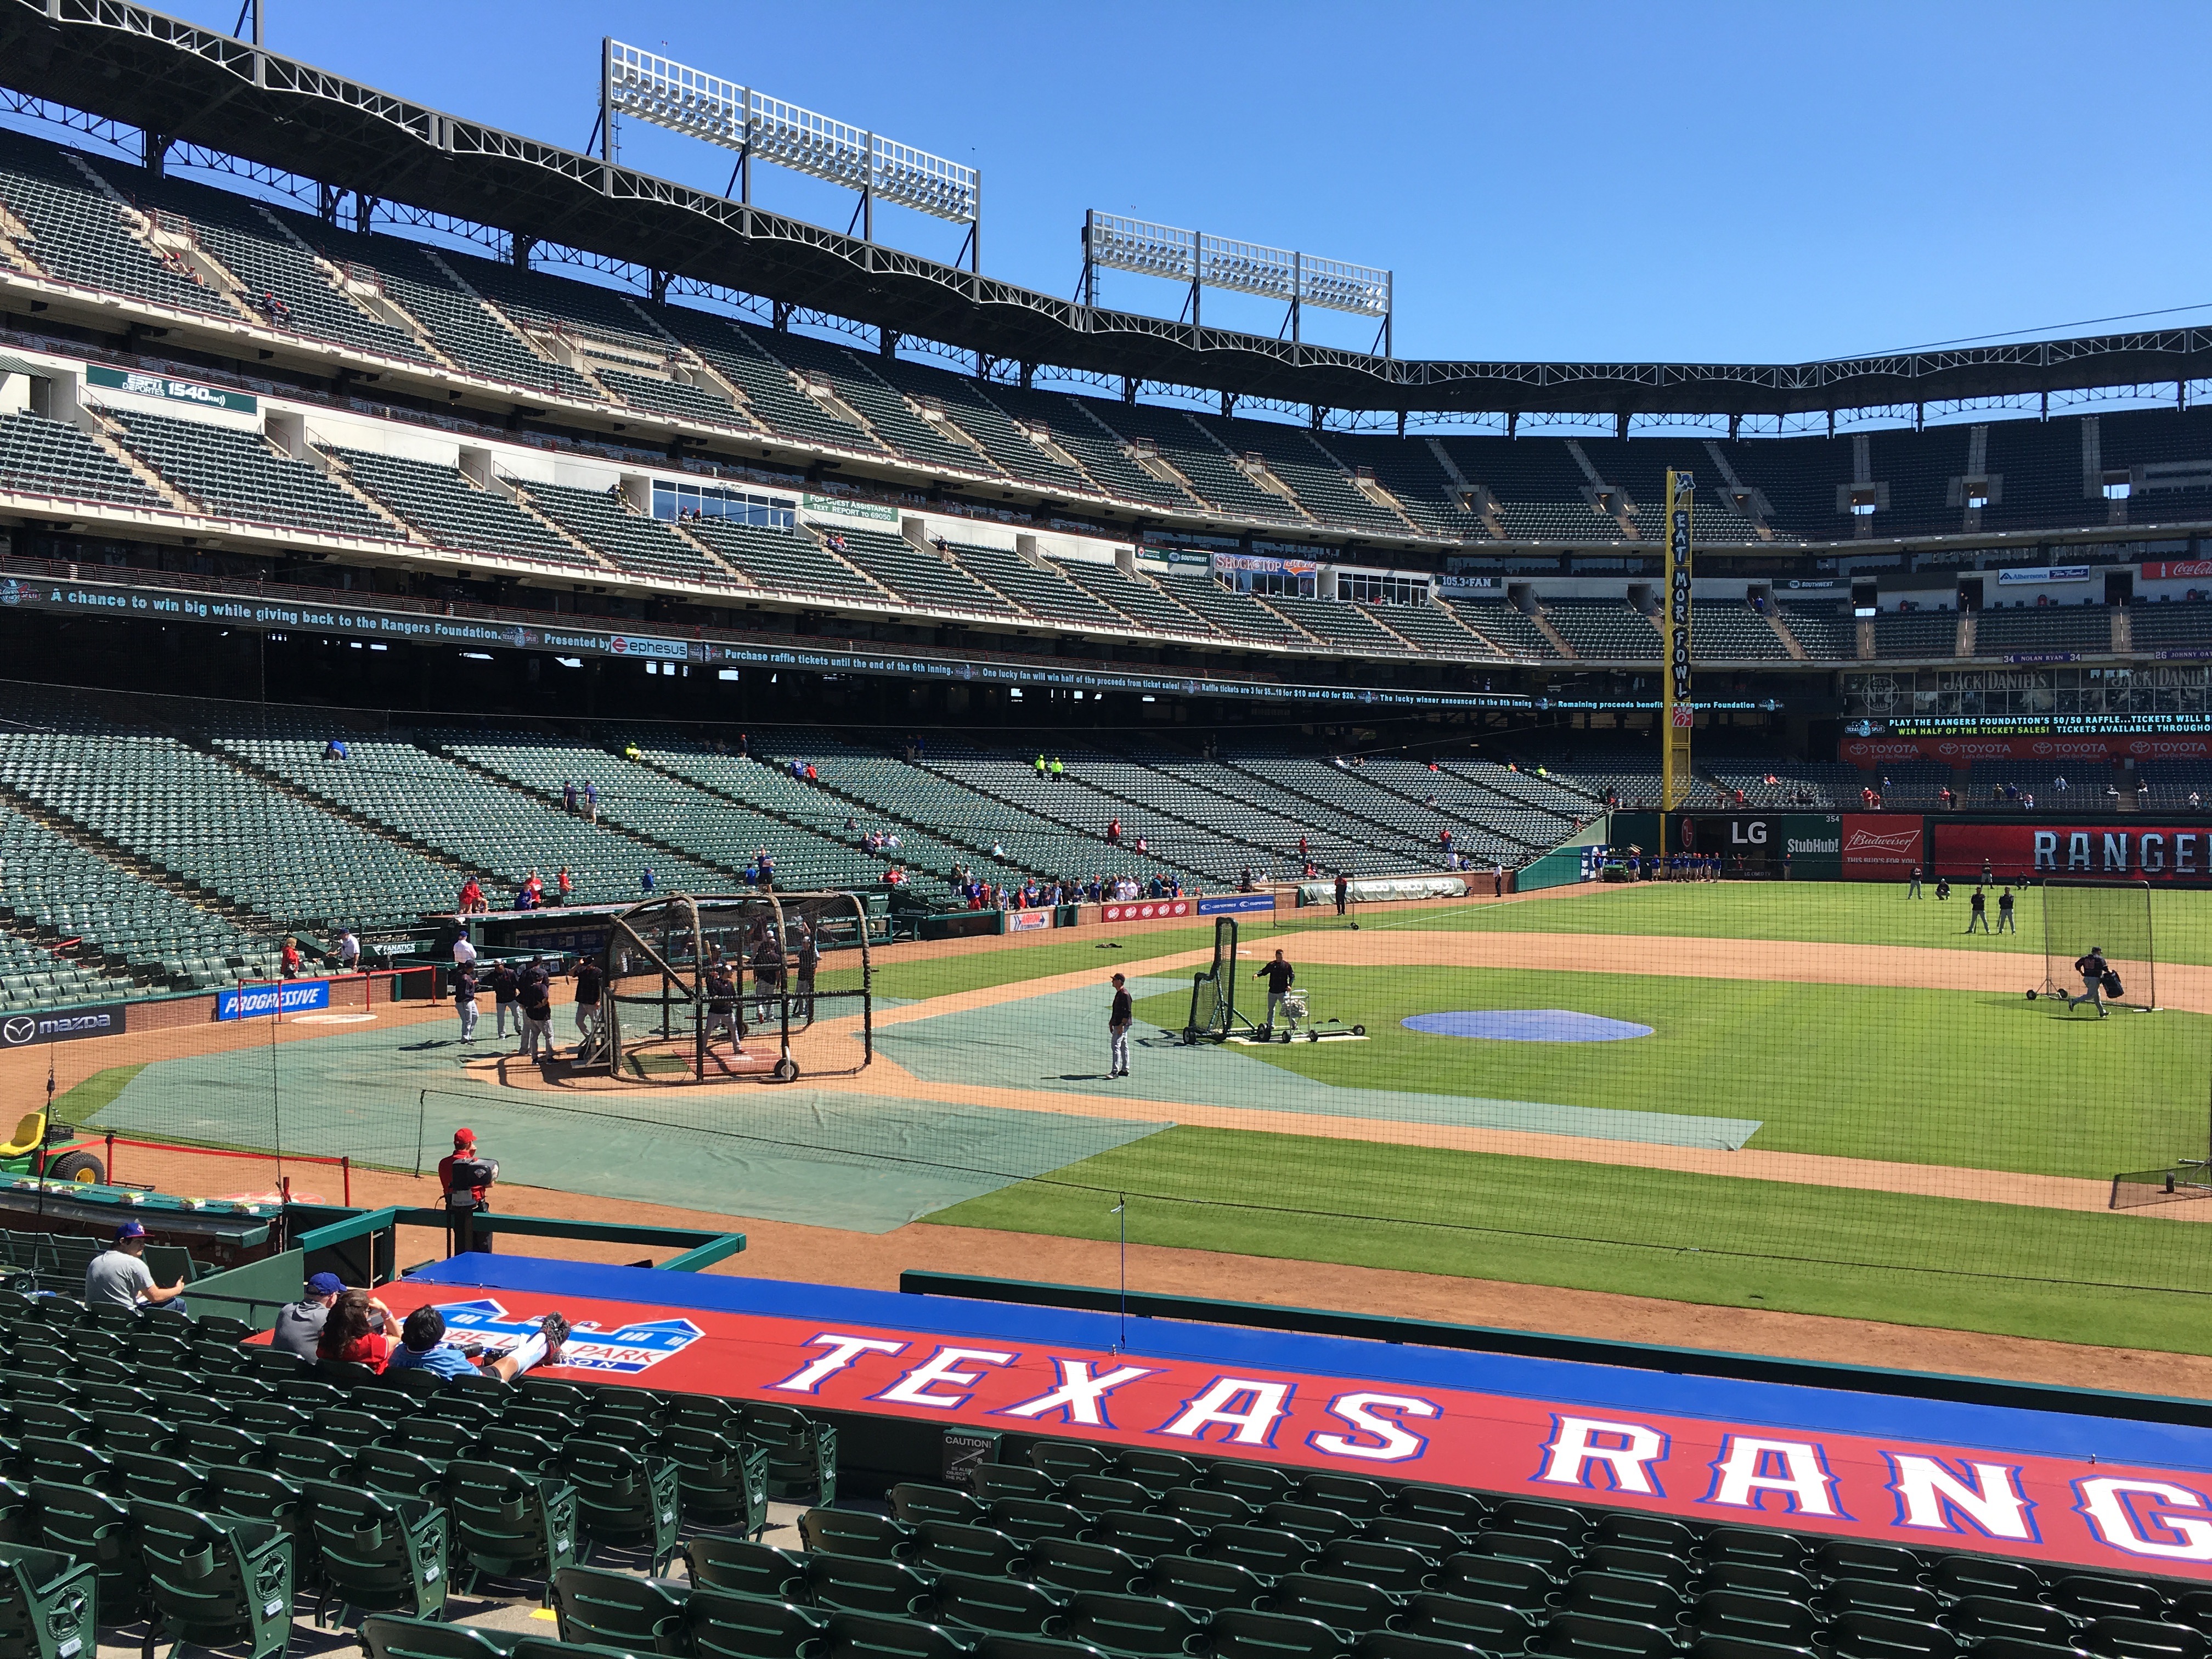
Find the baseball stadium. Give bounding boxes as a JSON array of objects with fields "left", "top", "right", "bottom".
[{"left": 4, "top": 4, "right": 2212, "bottom": 1656}]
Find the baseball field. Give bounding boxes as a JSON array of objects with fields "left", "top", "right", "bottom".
[{"left": 22, "top": 876, "right": 2212, "bottom": 1379}]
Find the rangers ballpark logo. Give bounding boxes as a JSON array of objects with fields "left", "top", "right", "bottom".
[
  {"left": 0, "top": 579, "right": 19, "bottom": 607},
  {"left": 428, "top": 1297, "right": 703, "bottom": 1375}
]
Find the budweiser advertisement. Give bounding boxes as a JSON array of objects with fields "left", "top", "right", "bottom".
[
  {"left": 1841, "top": 814, "right": 1923, "bottom": 876},
  {"left": 1841, "top": 733, "right": 2212, "bottom": 764},
  {"left": 1932, "top": 821, "right": 2212, "bottom": 884}
]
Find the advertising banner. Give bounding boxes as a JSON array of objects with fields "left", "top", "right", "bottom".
[
  {"left": 0, "top": 1003, "right": 125, "bottom": 1049},
  {"left": 1006, "top": 908, "right": 1052, "bottom": 933},
  {"left": 85, "top": 363, "right": 257, "bottom": 415},
  {"left": 1842, "top": 733, "right": 2212, "bottom": 764},
  {"left": 1842, "top": 815, "right": 1925, "bottom": 878},
  {"left": 1101, "top": 899, "right": 1190, "bottom": 922},
  {"left": 2144, "top": 561, "right": 2212, "bottom": 581},
  {"left": 215, "top": 979, "right": 332, "bottom": 1021},
  {"left": 1931, "top": 822, "right": 2212, "bottom": 885},
  {"left": 1665, "top": 814, "right": 1841, "bottom": 876},
  {"left": 374, "top": 1266, "right": 2212, "bottom": 1582},
  {"left": 1197, "top": 893, "right": 1276, "bottom": 916}
]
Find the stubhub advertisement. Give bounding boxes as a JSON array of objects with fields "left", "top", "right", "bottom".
[{"left": 215, "top": 979, "right": 332, "bottom": 1020}]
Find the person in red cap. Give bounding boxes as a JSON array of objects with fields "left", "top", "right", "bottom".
[
  {"left": 437, "top": 1129, "right": 498, "bottom": 1257},
  {"left": 84, "top": 1220, "right": 187, "bottom": 1310}
]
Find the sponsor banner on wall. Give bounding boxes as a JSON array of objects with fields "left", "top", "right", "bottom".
[
  {"left": 1100, "top": 900, "right": 1190, "bottom": 922},
  {"left": 1931, "top": 822, "right": 2212, "bottom": 884},
  {"left": 0, "top": 1003, "right": 125, "bottom": 1049},
  {"left": 1996, "top": 566, "right": 2093, "bottom": 585},
  {"left": 1006, "top": 908, "right": 1052, "bottom": 933},
  {"left": 84, "top": 363, "right": 257, "bottom": 414},
  {"left": 1198, "top": 893, "right": 1276, "bottom": 916},
  {"left": 1842, "top": 733, "right": 2212, "bottom": 764},
  {"left": 1842, "top": 815, "right": 1923, "bottom": 877},
  {"left": 2143, "top": 561, "right": 2212, "bottom": 581},
  {"left": 216, "top": 979, "right": 332, "bottom": 1021},
  {"left": 371, "top": 1267, "right": 2212, "bottom": 1582},
  {"left": 800, "top": 493, "right": 899, "bottom": 523},
  {"left": 1666, "top": 814, "right": 1840, "bottom": 874}
]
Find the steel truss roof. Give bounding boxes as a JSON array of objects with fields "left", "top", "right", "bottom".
[{"left": 9, "top": 0, "right": 2212, "bottom": 419}]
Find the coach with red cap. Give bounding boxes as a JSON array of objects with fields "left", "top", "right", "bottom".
[
  {"left": 84, "top": 1221, "right": 188, "bottom": 1310},
  {"left": 437, "top": 1128, "right": 499, "bottom": 1257}
]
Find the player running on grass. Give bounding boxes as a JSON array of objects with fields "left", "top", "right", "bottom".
[{"left": 2068, "top": 946, "right": 2111, "bottom": 1018}]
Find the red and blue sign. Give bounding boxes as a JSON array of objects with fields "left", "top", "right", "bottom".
[
  {"left": 430, "top": 1296, "right": 702, "bottom": 1375},
  {"left": 388, "top": 1258, "right": 2212, "bottom": 1579}
]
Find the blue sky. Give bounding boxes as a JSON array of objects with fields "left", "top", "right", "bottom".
[{"left": 134, "top": 2, "right": 2212, "bottom": 368}]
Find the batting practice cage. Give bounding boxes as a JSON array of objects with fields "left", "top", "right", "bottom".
[
  {"left": 577, "top": 890, "right": 874, "bottom": 1086},
  {"left": 2033, "top": 879, "right": 2156, "bottom": 1009}
]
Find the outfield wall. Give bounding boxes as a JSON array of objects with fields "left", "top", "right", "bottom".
[{"left": 1609, "top": 810, "right": 2212, "bottom": 885}]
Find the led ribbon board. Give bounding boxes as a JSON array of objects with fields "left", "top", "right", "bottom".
[{"left": 602, "top": 40, "right": 978, "bottom": 226}]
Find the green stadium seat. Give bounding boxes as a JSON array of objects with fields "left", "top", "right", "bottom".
[
  {"left": 1823, "top": 1612, "right": 1961, "bottom": 1659},
  {"left": 1059, "top": 1475, "right": 1154, "bottom": 1515},
  {"left": 1063, "top": 1589, "right": 1209, "bottom": 1657},
  {"left": 1025, "top": 1540, "right": 1143, "bottom": 1597},
  {"left": 821, "top": 1609, "right": 973, "bottom": 1659},
  {"left": 2062, "top": 1583, "right": 2172, "bottom": 1623},
  {"left": 1531, "top": 1610, "right": 1683, "bottom": 1659},
  {"left": 800, "top": 1509, "right": 916, "bottom": 1562},
  {"left": 1355, "top": 1635, "right": 1488, "bottom": 1659},
  {"left": 682, "top": 1540, "right": 809, "bottom": 1602},
  {"left": 133, "top": 1499, "right": 295, "bottom": 1659},
  {"left": 552, "top": 1566, "right": 688, "bottom": 1655},
  {"left": 1257, "top": 1574, "right": 1397, "bottom": 1636},
  {"left": 1686, "top": 1590, "right": 1821, "bottom": 1647},
  {"left": 1582, "top": 1545, "right": 1695, "bottom": 1592},
  {"left": 560, "top": 1439, "right": 682, "bottom": 1573},
  {"left": 1207, "top": 1607, "right": 1352, "bottom": 1659},
  {"left": 0, "top": 1545, "right": 94, "bottom": 1659},
  {"left": 912, "top": 1524, "right": 1026, "bottom": 1581},
  {"left": 658, "top": 1427, "right": 768, "bottom": 1538},
  {"left": 442, "top": 1459, "right": 579, "bottom": 1605},
  {"left": 1565, "top": 1572, "right": 1688, "bottom": 1626},
  {"left": 2089, "top": 1620, "right": 2212, "bottom": 1659},
  {"left": 301, "top": 1480, "right": 450, "bottom": 1626},
  {"left": 888, "top": 1487, "right": 988, "bottom": 1530},
  {"left": 1084, "top": 1510, "right": 1201, "bottom": 1563},
  {"left": 362, "top": 1614, "right": 518, "bottom": 1659},
  {"left": 1164, "top": 1488, "right": 1256, "bottom": 1530},
  {"left": 684, "top": 1588, "right": 828, "bottom": 1659},
  {"left": 1199, "top": 1526, "right": 1317, "bottom": 1579},
  {"left": 930, "top": 1571, "right": 1070, "bottom": 1636},
  {"left": 1398, "top": 1593, "right": 1544, "bottom": 1649},
  {"left": 970, "top": 1469, "right": 1057, "bottom": 1504},
  {"left": 1136, "top": 1554, "right": 1269, "bottom": 1615},
  {"left": 1028, "top": 1443, "right": 1109, "bottom": 1483},
  {"left": 806, "top": 1555, "right": 936, "bottom": 1618}
]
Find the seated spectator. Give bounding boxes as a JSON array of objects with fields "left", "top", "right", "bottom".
[
  {"left": 272, "top": 1272, "right": 349, "bottom": 1359},
  {"left": 315, "top": 1286, "right": 399, "bottom": 1372},
  {"left": 323, "top": 739, "right": 349, "bottom": 761},
  {"left": 84, "top": 1221, "right": 188, "bottom": 1310},
  {"left": 386, "top": 1304, "right": 567, "bottom": 1381}
]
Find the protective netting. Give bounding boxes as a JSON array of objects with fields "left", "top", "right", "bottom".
[{"left": 2039, "top": 879, "right": 2157, "bottom": 1009}]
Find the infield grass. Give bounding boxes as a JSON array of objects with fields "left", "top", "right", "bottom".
[
  {"left": 1129, "top": 966, "right": 2210, "bottom": 1178},
  {"left": 933, "top": 1124, "right": 2212, "bottom": 1355}
]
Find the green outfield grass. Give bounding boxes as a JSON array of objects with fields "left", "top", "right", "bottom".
[
  {"left": 932, "top": 1124, "right": 2212, "bottom": 1354},
  {"left": 813, "top": 925, "right": 1214, "bottom": 1003},
  {"left": 1323, "top": 880, "right": 2212, "bottom": 964},
  {"left": 1129, "top": 966, "right": 2210, "bottom": 1178}
]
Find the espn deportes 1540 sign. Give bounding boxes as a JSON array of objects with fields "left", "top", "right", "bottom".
[{"left": 0, "top": 1003, "right": 125, "bottom": 1049}]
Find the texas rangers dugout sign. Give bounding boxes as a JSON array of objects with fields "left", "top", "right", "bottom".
[{"left": 385, "top": 1260, "right": 2212, "bottom": 1579}]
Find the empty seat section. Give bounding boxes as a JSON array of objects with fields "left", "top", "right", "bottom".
[
  {"left": 947, "top": 545, "right": 1132, "bottom": 631},
  {"left": 754, "top": 331, "right": 998, "bottom": 477},
  {"left": 1093, "top": 403, "right": 1306, "bottom": 523},
  {"left": 871, "top": 360, "right": 1100, "bottom": 495},
  {"left": 1259, "top": 595, "right": 1417, "bottom": 654},
  {"left": 647, "top": 307, "right": 883, "bottom": 453},
  {"left": 1326, "top": 431, "right": 1490, "bottom": 538},
  {"left": 83, "top": 161, "right": 433, "bottom": 362},
  {"left": 682, "top": 518, "right": 887, "bottom": 603},
  {"left": 1873, "top": 611, "right": 1962, "bottom": 658},
  {"left": 818, "top": 527, "right": 1020, "bottom": 616},
  {"left": 329, "top": 449, "right": 601, "bottom": 571},
  {"left": 1357, "top": 599, "right": 1501, "bottom": 658},
  {"left": 1160, "top": 573, "right": 1311, "bottom": 647},
  {"left": 596, "top": 369, "right": 760, "bottom": 431},
  {"left": 1051, "top": 560, "right": 1216, "bottom": 636},
  {"left": 1541, "top": 600, "right": 1661, "bottom": 659},
  {"left": 0, "top": 127, "right": 238, "bottom": 319},
  {"left": 105, "top": 408, "right": 402, "bottom": 540},
  {"left": 1976, "top": 602, "right": 2115, "bottom": 654},
  {"left": 1446, "top": 600, "right": 1561, "bottom": 658},
  {"left": 1195, "top": 416, "right": 1408, "bottom": 535},
  {"left": 1692, "top": 601, "right": 1793, "bottom": 660},
  {"left": 517, "top": 481, "right": 741, "bottom": 589},
  {"left": 990, "top": 387, "right": 1203, "bottom": 509},
  {"left": 1781, "top": 602, "right": 1859, "bottom": 658},
  {"left": 0, "top": 412, "right": 165, "bottom": 509}
]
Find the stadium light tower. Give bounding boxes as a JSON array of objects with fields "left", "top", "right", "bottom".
[
  {"left": 599, "top": 40, "right": 981, "bottom": 270},
  {"left": 1080, "top": 211, "right": 1393, "bottom": 356}
]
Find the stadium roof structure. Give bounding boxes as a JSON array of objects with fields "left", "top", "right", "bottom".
[{"left": 10, "top": 0, "right": 2212, "bottom": 421}]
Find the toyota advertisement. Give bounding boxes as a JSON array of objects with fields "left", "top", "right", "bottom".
[
  {"left": 1841, "top": 733, "right": 2212, "bottom": 764},
  {"left": 1932, "top": 822, "right": 2212, "bottom": 885}
]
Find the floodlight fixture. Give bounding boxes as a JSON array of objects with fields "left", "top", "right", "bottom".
[
  {"left": 1080, "top": 211, "right": 1393, "bottom": 355},
  {"left": 601, "top": 39, "right": 980, "bottom": 269}
]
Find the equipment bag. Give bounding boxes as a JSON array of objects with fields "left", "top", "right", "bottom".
[{"left": 2103, "top": 970, "right": 2125, "bottom": 998}]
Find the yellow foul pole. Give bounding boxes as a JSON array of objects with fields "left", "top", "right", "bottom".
[{"left": 1659, "top": 467, "right": 1696, "bottom": 856}]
